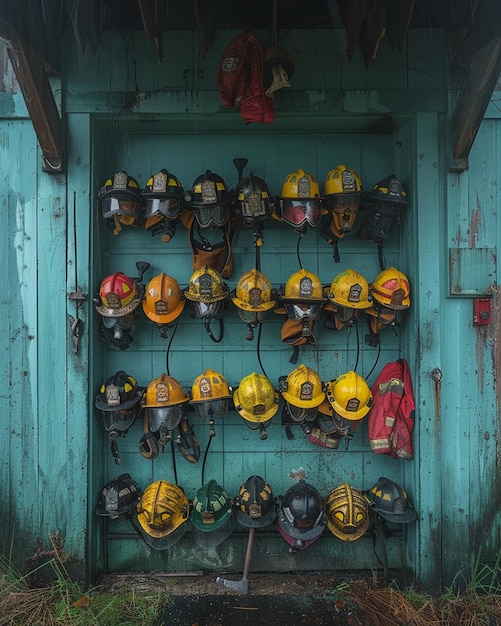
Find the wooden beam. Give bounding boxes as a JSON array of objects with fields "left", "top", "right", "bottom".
[
  {"left": 452, "top": 36, "right": 501, "bottom": 164},
  {"left": 0, "top": 18, "right": 63, "bottom": 173}
]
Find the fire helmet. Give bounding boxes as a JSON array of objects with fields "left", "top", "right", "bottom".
[
  {"left": 325, "top": 483, "right": 369, "bottom": 542},
  {"left": 363, "top": 477, "right": 417, "bottom": 524},
  {"left": 142, "top": 374, "right": 189, "bottom": 444},
  {"left": 142, "top": 169, "right": 184, "bottom": 235},
  {"left": 276, "top": 480, "right": 327, "bottom": 552},
  {"left": 370, "top": 267, "right": 411, "bottom": 310},
  {"left": 370, "top": 174, "right": 408, "bottom": 206},
  {"left": 142, "top": 273, "right": 186, "bottom": 325},
  {"left": 185, "top": 266, "right": 229, "bottom": 304},
  {"left": 95, "top": 271, "right": 141, "bottom": 317},
  {"left": 99, "top": 171, "right": 143, "bottom": 234},
  {"left": 324, "top": 269, "right": 372, "bottom": 310},
  {"left": 323, "top": 165, "right": 362, "bottom": 234},
  {"left": 325, "top": 371, "right": 373, "bottom": 421},
  {"left": 280, "top": 364, "right": 325, "bottom": 423},
  {"left": 133, "top": 480, "right": 189, "bottom": 550},
  {"left": 190, "top": 369, "right": 232, "bottom": 420},
  {"left": 95, "top": 370, "right": 144, "bottom": 436},
  {"left": 185, "top": 170, "right": 232, "bottom": 228},
  {"left": 234, "top": 475, "right": 277, "bottom": 528},
  {"left": 234, "top": 173, "right": 274, "bottom": 226},
  {"left": 278, "top": 269, "right": 326, "bottom": 322},
  {"left": 231, "top": 269, "right": 277, "bottom": 315},
  {"left": 95, "top": 473, "right": 141, "bottom": 519},
  {"left": 279, "top": 169, "right": 326, "bottom": 230},
  {"left": 190, "top": 480, "right": 234, "bottom": 548},
  {"left": 233, "top": 373, "right": 279, "bottom": 423}
]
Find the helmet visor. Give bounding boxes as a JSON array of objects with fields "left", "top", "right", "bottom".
[
  {"left": 286, "top": 402, "right": 318, "bottom": 423},
  {"left": 335, "top": 306, "right": 359, "bottom": 325},
  {"left": 191, "top": 300, "right": 224, "bottom": 320},
  {"left": 332, "top": 411, "right": 362, "bottom": 433},
  {"left": 102, "top": 408, "right": 137, "bottom": 435},
  {"left": 193, "top": 398, "right": 229, "bottom": 420},
  {"left": 147, "top": 405, "right": 184, "bottom": 433},
  {"left": 236, "top": 309, "right": 269, "bottom": 324},
  {"left": 282, "top": 199, "right": 322, "bottom": 227},
  {"left": 194, "top": 204, "right": 229, "bottom": 228},
  {"left": 102, "top": 315, "right": 134, "bottom": 329},
  {"left": 374, "top": 306, "right": 403, "bottom": 325},
  {"left": 325, "top": 193, "right": 360, "bottom": 214},
  {"left": 144, "top": 197, "right": 180, "bottom": 220},
  {"left": 101, "top": 195, "right": 142, "bottom": 219},
  {"left": 284, "top": 303, "right": 322, "bottom": 322}
]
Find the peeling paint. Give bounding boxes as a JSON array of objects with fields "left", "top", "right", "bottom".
[{"left": 468, "top": 198, "right": 481, "bottom": 248}]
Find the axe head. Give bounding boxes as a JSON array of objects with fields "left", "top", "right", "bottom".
[{"left": 215, "top": 575, "right": 249, "bottom": 595}]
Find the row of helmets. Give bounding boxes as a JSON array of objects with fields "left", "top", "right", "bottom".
[
  {"left": 98, "top": 166, "right": 407, "bottom": 257},
  {"left": 95, "top": 474, "right": 417, "bottom": 552},
  {"left": 95, "top": 366, "right": 374, "bottom": 464},
  {"left": 95, "top": 264, "right": 411, "bottom": 349}
]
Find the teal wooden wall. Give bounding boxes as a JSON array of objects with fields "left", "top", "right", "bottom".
[{"left": 0, "top": 26, "right": 499, "bottom": 591}]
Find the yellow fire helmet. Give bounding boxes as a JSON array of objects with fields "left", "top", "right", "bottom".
[
  {"left": 134, "top": 480, "right": 189, "bottom": 550},
  {"left": 325, "top": 370, "right": 373, "bottom": 421},
  {"left": 325, "top": 482, "right": 369, "bottom": 542},
  {"left": 230, "top": 269, "right": 277, "bottom": 313},
  {"left": 278, "top": 169, "right": 326, "bottom": 230},
  {"left": 324, "top": 269, "right": 372, "bottom": 311},
  {"left": 279, "top": 269, "right": 325, "bottom": 304},
  {"left": 184, "top": 265, "right": 229, "bottom": 304},
  {"left": 233, "top": 373, "right": 279, "bottom": 423},
  {"left": 143, "top": 374, "right": 190, "bottom": 408},
  {"left": 280, "top": 364, "right": 325, "bottom": 409},
  {"left": 370, "top": 267, "right": 411, "bottom": 310},
  {"left": 190, "top": 369, "right": 232, "bottom": 421},
  {"left": 323, "top": 165, "right": 362, "bottom": 213},
  {"left": 142, "top": 273, "right": 185, "bottom": 325}
]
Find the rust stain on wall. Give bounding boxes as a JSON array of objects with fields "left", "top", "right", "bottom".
[
  {"left": 468, "top": 197, "right": 481, "bottom": 248},
  {"left": 431, "top": 368, "right": 442, "bottom": 441}
]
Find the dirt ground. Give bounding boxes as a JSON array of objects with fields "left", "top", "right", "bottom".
[
  {"left": 99, "top": 570, "right": 378, "bottom": 597},
  {"left": 100, "top": 571, "right": 370, "bottom": 625}
]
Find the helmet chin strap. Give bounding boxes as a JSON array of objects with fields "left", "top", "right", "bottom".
[{"left": 203, "top": 315, "right": 224, "bottom": 343}]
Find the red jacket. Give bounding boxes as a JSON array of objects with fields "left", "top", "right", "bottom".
[
  {"left": 218, "top": 32, "right": 275, "bottom": 125},
  {"left": 368, "top": 358, "right": 415, "bottom": 460}
]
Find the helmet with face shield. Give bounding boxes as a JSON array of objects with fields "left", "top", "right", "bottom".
[
  {"left": 190, "top": 369, "right": 232, "bottom": 424},
  {"left": 366, "top": 267, "right": 411, "bottom": 340},
  {"left": 234, "top": 173, "right": 274, "bottom": 226},
  {"left": 278, "top": 169, "right": 326, "bottom": 233},
  {"left": 278, "top": 268, "right": 326, "bottom": 322},
  {"left": 142, "top": 374, "right": 190, "bottom": 446},
  {"left": 324, "top": 269, "right": 372, "bottom": 331},
  {"left": 323, "top": 165, "right": 362, "bottom": 233},
  {"left": 185, "top": 170, "right": 232, "bottom": 228},
  {"left": 99, "top": 171, "right": 143, "bottom": 235},
  {"left": 142, "top": 169, "right": 184, "bottom": 240},
  {"left": 233, "top": 373, "right": 279, "bottom": 440},
  {"left": 184, "top": 266, "right": 229, "bottom": 342},
  {"left": 279, "top": 364, "right": 325, "bottom": 423},
  {"left": 230, "top": 269, "right": 277, "bottom": 339},
  {"left": 324, "top": 371, "right": 373, "bottom": 437},
  {"left": 95, "top": 370, "right": 144, "bottom": 463}
]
